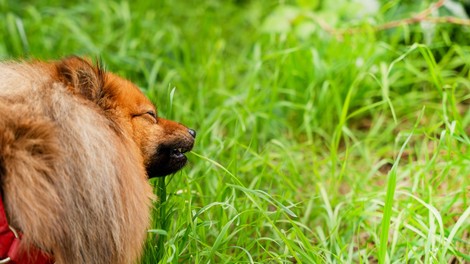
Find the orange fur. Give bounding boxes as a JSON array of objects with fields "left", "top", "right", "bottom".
[{"left": 0, "top": 57, "right": 195, "bottom": 264}]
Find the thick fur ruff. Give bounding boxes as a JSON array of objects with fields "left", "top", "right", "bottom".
[{"left": 0, "top": 58, "right": 194, "bottom": 264}]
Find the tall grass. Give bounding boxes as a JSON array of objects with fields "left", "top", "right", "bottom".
[{"left": 1, "top": 0, "right": 469, "bottom": 263}]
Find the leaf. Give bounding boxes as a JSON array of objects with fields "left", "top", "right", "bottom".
[
  {"left": 261, "top": 6, "right": 301, "bottom": 34},
  {"left": 444, "top": 0, "right": 468, "bottom": 18},
  {"left": 148, "top": 229, "right": 168, "bottom": 236}
]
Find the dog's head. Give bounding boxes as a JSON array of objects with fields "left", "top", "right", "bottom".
[{"left": 55, "top": 56, "right": 195, "bottom": 177}]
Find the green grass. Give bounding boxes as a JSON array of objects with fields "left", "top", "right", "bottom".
[{"left": 1, "top": 0, "right": 469, "bottom": 263}]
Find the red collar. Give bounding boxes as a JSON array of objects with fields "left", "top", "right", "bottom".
[{"left": 0, "top": 195, "right": 54, "bottom": 264}]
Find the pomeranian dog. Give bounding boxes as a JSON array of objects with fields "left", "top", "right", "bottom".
[{"left": 0, "top": 56, "right": 195, "bottom": 264}]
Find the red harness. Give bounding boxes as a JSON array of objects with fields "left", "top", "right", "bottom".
[{"left": 0, "top": 195, "right": 54, "bottom": 264}]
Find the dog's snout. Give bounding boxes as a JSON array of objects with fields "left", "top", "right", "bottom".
[{"left": 188, "top": 128, "right": 196, "bottom": 138}]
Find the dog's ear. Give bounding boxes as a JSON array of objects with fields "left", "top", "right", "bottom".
[{"left": 56, "top": 56, "right": 104, "bottom": 102}]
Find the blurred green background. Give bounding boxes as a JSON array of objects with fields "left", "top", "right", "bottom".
[{"left": 1, "top": 0, "right": 469, "bottom": 263}]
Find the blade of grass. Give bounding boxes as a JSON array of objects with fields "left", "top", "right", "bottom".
[
  {"left": 378, "top": 107, "right": 424, "bottom": 263},
  {"left": 155, "top": 177, "right": 167, "bottom": 261}
]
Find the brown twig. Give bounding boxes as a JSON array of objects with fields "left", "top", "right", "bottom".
[
  {"left": 374, "top": 0, "right": 446, "bottom": 31},
  {"left": 414, "top": 0, "right": 446, "bottom": 19},
  {"left": 316, "top": 0, "right": 470, "bottom": 39}
]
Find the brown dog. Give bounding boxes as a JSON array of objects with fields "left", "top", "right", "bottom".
[{"left": 0, "top": 57, "right": 195, "bottom": 263}]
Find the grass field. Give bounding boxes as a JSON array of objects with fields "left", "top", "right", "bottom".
[{"left": 1, "top": 0, "right": 469, "bottom": 263}]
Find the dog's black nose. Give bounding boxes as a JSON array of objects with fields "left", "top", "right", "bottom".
[{"left": 188, "top": 129, "right": 196, "bottom": 138}]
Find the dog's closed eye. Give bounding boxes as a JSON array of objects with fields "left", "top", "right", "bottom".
[
  {"left": 131, "top": 111, "right": 157, "bottom": 123},
  {"left": 145, "top": 111, "right": 157, "bottom": 123},
  {"left": 146, "top": 110, "right": 156, "bottom": 119}
]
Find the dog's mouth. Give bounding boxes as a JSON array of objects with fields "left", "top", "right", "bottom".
[
  {"left": 169, "top": 147, "right": 190, "bottom": 159},
  {"left": 146, "top": 141, "right": 194, "bottom": 178}
]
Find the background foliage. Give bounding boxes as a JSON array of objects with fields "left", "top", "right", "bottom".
[{"left": 1, "top": 0, "right": 469, "bottom": 263}]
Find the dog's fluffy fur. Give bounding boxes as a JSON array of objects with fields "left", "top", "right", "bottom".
[{"left": 0, "top": 57, "right": 195, "bottom": 263}]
